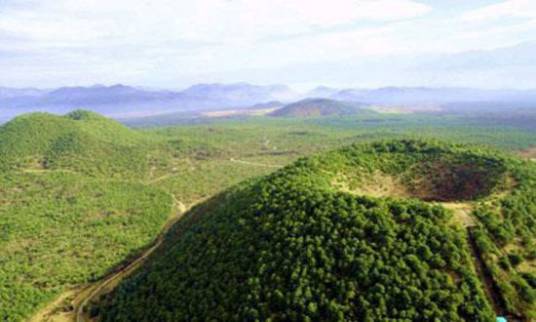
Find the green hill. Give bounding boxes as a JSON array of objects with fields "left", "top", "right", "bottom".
[
  {"left": 0, "top": 110, "right": 150, "bottom": 178},
  {"left": 269, "top": 98, "right": 370, "bottom": 118},
  {"left": 101, "top": 140, "right": 536, "bottom": 321},
  {"left": 0, "top": 111, "right": 177, "bottom": 321}
]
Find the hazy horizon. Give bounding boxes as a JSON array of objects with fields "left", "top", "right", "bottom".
[
  {"left": 4, "top": 81, "right": 536, "bottom": 93},
  {"left": 1, "top": 0, "right": 535, "bottom": 90}
]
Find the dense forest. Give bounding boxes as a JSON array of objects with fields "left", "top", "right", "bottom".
[
  {"left": 102, "top": 140, "right": 536, "bottom": 321},
  {"left": 2, "top": 111, "right": 536, "bottom": 321}
]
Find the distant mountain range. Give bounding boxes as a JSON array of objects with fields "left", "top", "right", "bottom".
[
  {"left": 180, "top": 83, "right": 296, "bottom": 103},
  {"left": 0, "top": 87, "right": 44, "bottom": 98},
  {"left": 311, "top": 86, "right": 536, "bottom": 105},
  {"left": 1, "top": 82, "right": 536, "bottom": 122},
  {"left": 0, "top": 83, "right": 299, "bottom": 121}
]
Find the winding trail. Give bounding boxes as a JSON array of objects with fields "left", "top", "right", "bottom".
[
  {"left": 28, "top": 196, "right": 188, "bottom": 322},
  {"left": 74, "top": 197, "right": 187, "bottom": 322},
  {"left": 27, "top": 158, "right": 279, "bottom": 322},
  {"left": 147, "top": 172, "right": 176, "bottom": 184},
  {"left": 28, "top": 290, "right": 79, "bottom": 322},
  {"left": 148, "top": 158, "right": 282, "bottom": 184},
  {"left": 229, "top": 158, "right": 282, "bottom": 168}
]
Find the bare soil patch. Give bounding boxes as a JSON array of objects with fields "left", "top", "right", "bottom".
[
  {"left": 331, "top": 171, "right": 410, "bottom": 199},
  {"left": 441, "top": 202, "right": 476, "bottom": 227},
  {"left": 28, "top": 289, "right": 79, "bottom": 322},
  {"left": 407, "top": 161, "right": 503, "bottom": 202},
  {"left": 333, "top": 159, "right": 506, "bottom": 203},
  {"left": 518, "top": 147, "right": 536, "bottom": 160}
]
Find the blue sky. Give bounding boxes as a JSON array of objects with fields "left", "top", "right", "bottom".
[{"left": 0, "top": 0, "right": 535, "bottom": 89}]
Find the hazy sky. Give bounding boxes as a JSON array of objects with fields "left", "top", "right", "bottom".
[{"left": 1, "top": 0, "right": 535, "bottom": 89}]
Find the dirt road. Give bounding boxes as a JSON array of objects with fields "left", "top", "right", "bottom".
[
  {"left": 28, "top": 197, "right": 188, "bottom": 322},
  {"left": 229, "top": 158, "right": 282, "bottom": 168}
]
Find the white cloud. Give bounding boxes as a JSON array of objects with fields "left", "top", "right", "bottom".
[
  {"left": 461, "top": 0, "right": 536, "bottom": 22},
  {"left": 2, "top": 0, "right": 536, "bottom": 89},
  {"left": 0, "top": 0, "right": 434, "bottom": 87},
  {"left": 0, "top": 0, "right": 431, "bottom": 45}
]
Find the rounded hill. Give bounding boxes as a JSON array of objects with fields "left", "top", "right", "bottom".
[
  {"left": 101, "top": 140, "right": 536, "bottom": 321},
  {"left": 0, "top": 110, "right": 150, "bottom": 178},
  {"left": 269, "top": 98, "right": 370, "bottom": 117}
]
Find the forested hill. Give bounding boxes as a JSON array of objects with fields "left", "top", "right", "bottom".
[
  {"left": 269, "top": 98, "right": 370, "bottom": 117},
  {"left": 101, "top": 140, "right": 536, "bottom": 321},
  {"left": 0, "top": 110, "right": 152, "bottom": 178},
  {"left": 0, "top": 111, "right": 177, "bottom": 321}
]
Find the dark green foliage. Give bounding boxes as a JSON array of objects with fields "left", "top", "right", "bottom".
[
  {"left": 102, "top": 140, "right": 504, "bottom": 321},
  {"left": 508, "top": 253, "right": 523, "bottom": 267},
  {"left": 499, "top": 257, "right": 512, "bottom": 271},
  {"left": 521, "top": 273, "right": 536, "bottom": 288},
  {"left": 513, "top": 277, "right": 536, "bottom": 304},
  {"left": 468, "top": 154, "right": 536, "bottom": 317}
]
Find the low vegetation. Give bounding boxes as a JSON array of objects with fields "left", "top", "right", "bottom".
[{"left": 0, "top": 172, "right": 172, "bottom": 321}]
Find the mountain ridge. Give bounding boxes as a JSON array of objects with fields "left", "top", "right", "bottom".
[{"left": 2, "top": 83, "right": 536, "bottom": 122}]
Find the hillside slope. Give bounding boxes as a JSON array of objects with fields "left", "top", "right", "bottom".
[
  {"left": 102, "top": 140, "right": 536, "bottom": 321},
  {"left": 0, "top": 173, "right": 173, "bottom": 321},
  {"left": 0, "top": 111, "right": 177, "bottom": 321}
]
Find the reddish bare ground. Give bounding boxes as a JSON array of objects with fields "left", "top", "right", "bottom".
[{"left": 407, "top": 161, "right": 504, "bottom": 202}]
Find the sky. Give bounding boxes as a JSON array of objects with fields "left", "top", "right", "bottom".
[{"left": 0, "top": 0, "right": 535, "bottom": 90}]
